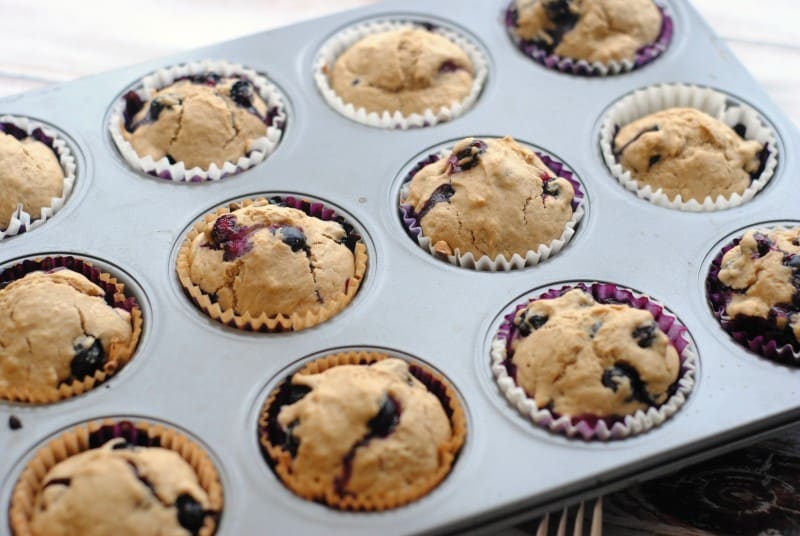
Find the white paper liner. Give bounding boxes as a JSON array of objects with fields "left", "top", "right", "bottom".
[
  {"left": 399, "top": 144, "right": 585, "bottom": 271},
  {"left": 108, "top": 59, "right": 287, "bottom": 182},
  {"left": 0, "top": 116, "right": 76, "bottom": 241},
  {"left": 599, "top": 83, "right": 779, "bottom": 211},
  {"left": 504, "top": 3, "right": 674, "bottom": 77},
  {"left": 313, "top": 19, "right": 489, "bottom": 129},
  {"left": 490, "top": 283, "right": 698, "bottom": 440}
]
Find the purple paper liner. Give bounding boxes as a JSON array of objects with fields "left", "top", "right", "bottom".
[
  {"left": 0, "top": 256, "right": 140, "bottom": 312},
  {"left": 399, "top": 148, "right": 584, "bottom": 247},
  {"left": 706, "top": 236, "right": 800, "bottom": 365},
  {"left": 88, "top": 421, "right": 160, "bottom": 448},
  {"left": 504, "top": 3, "right": 673, "bottom": 77},
  {"left": 495, "top": 282, "right": 694, "bottom": 438}
]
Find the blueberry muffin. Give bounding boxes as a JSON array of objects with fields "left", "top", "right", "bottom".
[
  {"left": 0, "top": 129, "right": 64, "bottom": 230},
  {"left": 509, "top": 0, "right": 663, "bottom": 63},
  {"left": 259, "top": 353, "right": 466, "bottom": 509},
  {"left": 0, "top": 268, "right": 140, "bottom": 401},
  {"left": 121, "top": 73, "right": 274, "bottom": 169},
  {"left": 613, "top": 108, "right": 764, "bottom": 202},
  {"left": 177, "top": 198, "right": 367, "bottom": 331},
  {"left": 327, "top": 27, "right": 475, "bottom": 116},
  {"left": 508, "top": 288, "right": 680, "bottom": 418},
  {"left": 708, "top": 228, "right": 800, "bottom": 359},
  {"left": 402, "top": 136, "right": 578, "bottom": 259},
  {"left": 25, "top": 438, "right": 213, "bottom": 536}
]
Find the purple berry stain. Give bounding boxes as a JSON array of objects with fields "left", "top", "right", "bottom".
[{"left": 208, "top": 214, "right": 263, "bottom": 261}]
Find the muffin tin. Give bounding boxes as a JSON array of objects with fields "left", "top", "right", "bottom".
[{"left": 1, "top": 1, "right": 799, "bottom": 534}]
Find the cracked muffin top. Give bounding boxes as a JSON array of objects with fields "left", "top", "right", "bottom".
[
  {"left": 403, "top": 136, "right": 576, "bottom": 259},
  {"left": 328, "top": 27, "right": 474, "bottom": 116},
  {"left": 509, "top": 289, "right": 680, "bottom": 417},
  {"left": 0, "top": 270, "right": 136, "bottom": 394},
  {"left": 186, "top": 202, "right": 359, "bottom": 318},
  {"left": 30, "top": 438, "right": 213, "bottom": 536},
  {"left": 613, "top": 108, "right": 764, "bottom": 202},
  {"left": 0, "top": 130, "right": 64, "bottom": 231},
  {"left": 511, "top": 0, "right": 662, "bottom": 63},
  {"left": 121, "top": 73, "right": 270, "bottom": 170},
  {"left": 716, "top": 228, "right": 800, "bottom": 342},
  {"left": 265, "top": 358, "right": 455, "bottom": 506}
]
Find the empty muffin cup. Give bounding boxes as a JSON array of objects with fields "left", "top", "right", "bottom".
[
  {"left": 314, "top": 18, "right": 488, "bottom": 129},
  {"left": 491, "top": 282, "right": 697, "bottom": 440},
  {"left": 0, "top": 116, "right": 76, "bottom": 240},
  {"left": 258, "top": 350, "right": 467, "bottom": 510},
  {"left": 0, "top": 256, "right": 143, "bottom": 404},
  {"left": 9, "top": 419, "right": 223, "bottom": 536},
  {"left": 109, "top": 59, "right": 287, "bottom": 182},
  {"left": 600, "top": 83, "right": 778, "bottom": 211}
]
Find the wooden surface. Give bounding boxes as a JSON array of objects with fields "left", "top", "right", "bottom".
[{"left": 0, "top": 0, "right": 797, "bottom": 125}]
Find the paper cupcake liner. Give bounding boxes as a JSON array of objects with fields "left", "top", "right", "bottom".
[
  {"left": 399, "top": 145, "right": 585, "bottom": 271},
  {"left": 0, "top": 256, "right": 143, "bottom": 404},
  {"left": 257, "top": 350, "right": 466, "bottom": 510},
  {"left": 490, "top": 282, "right": 697, "bottom": 441},
  {"left": 707, "top": 226, "right": 800, "bottom": 365},
  {"left": 504, "top": 3, "right": 673, "bottom": 76},
  {"left": 176, "top": 196, "right": 368, "bottom": 332},
  {"left": 313, "top": 19, "right": 489, "bottom": 129},
  {"left": 9, "top": 419, "right": 223, "bottom": 536},
  {"left": 599, "top": 83, "right": 779, "bottom": 211},
  {"left": 108, "top": 59, "right": 287, "bottom": 182},
  {"left": 0, "top": 116, "right": 76, "bottom": 240}
]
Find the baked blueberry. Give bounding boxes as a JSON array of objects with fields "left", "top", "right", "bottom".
[
  {"left": 70, "top": 337, "right": 106, "bottom": 380},
  {"left": 176, "top": 493, "right": 206, "bottom": 534},
  {"left": 632, "top": 322, "right": 657, "bottom": 348},
  {"left": 368, "top": 396, "right": 400, "bottom": 438},
  {"left": 230, "top": 80, "right": 254, "bottom": 108},
  {"left": 280, "top": 226, "right": 307, "bottom": 252}
]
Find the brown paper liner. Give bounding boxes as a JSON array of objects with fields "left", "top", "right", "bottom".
[
  {"left": 176, "top": 197, "right": 368, "bottom": 332},
  {"left": 257, "top": 351, "right": 467, "bottom": 511},
  {"left": 9, "top": 419, "right": 224, "bottom": 536},
  {"left": 0, "top": 258, "right": 143, "bottom": 404}
]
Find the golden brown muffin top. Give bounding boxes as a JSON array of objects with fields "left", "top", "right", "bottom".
[
  {"left": 121, "top": 76, "right": 268, "bottom": 169},
  {"left": 0, "top": 270, "right": 134, "bottom": 392},
  {"left": 510, "top": 289, "right": 680, "bottom": 417},
  {"left": 0, "top": 131, "right": 63, "bottom": 231},
  {"left": 30, "top": 439, "right": 211, "bottom": 536},
  {"left": 328, "top": 28, "right": 474, "bottom": 116},
  {"left": 513, "top": 0, "right": 662, "bottom": 63},
  {"left": 403, "top": 136, "right": 575, "bottom": 259},
  {"left": 613, "top": 108, "right": 763, "bottom": 202},
  {"left": 719, "top": 228, "right": 800, "bottom": 340},
  {"left": 187, "top": 203, "right": 357, "bottom": 318},
  {"left": 275, "top": 359, "right": 452, "bottom": 499}
]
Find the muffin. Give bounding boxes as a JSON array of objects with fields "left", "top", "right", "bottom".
[
  {"left": 0, "top": 125, "right": 65, "bottom": 232},
  {"left": 613, "top": 108, "right": 765, "bottom": 202},
  {"left": 176, "top": 197, "right": 367, "bottom": 332},
  {"left": 258, "top": 352, "right": 466, "bottom": 510},
  {"left": 327, "top": 27, "right": 474, "bottom": 116},
  {"left": 121, "top": 72, "right": 274, "bottom": 170},
  {"left": 508, "top": 0, "right": 664, "bottom": 63},
  {"left": 707, "top": 227, "right": 800, "bottom": 362},
  {"left": 0, "top": 261, "right": 142, "bottom": 403},
  {"left": 110, "top": 61, "right": 288, "bottom": 181},
  {"left": 10, "top": 420, "right": 223, "bottom": 536},
  {"left": 401, "top": 136, "right": 581, "bottom": 263},
  {"left": 492, "top": 283, "right": 696, "bottom": 439}
]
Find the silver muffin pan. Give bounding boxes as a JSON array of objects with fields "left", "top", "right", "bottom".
[{"left": 1, "top": 0, "right": 799, "bottom": 534}]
